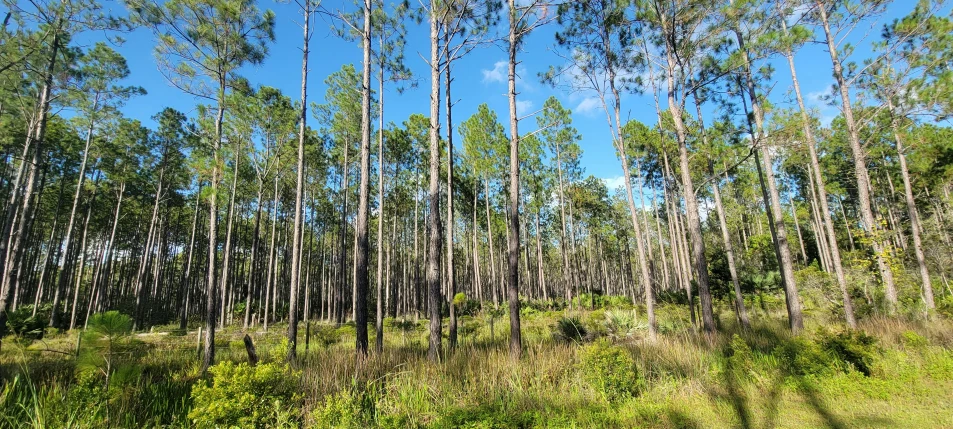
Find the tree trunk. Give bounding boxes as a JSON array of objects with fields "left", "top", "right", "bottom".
[
  {"left": 505, "top": 1, "right": 522, "bottom": 358},
  {"left": 816, "top": 1, "right": 897, "bottom": 311},
  {"left": 734, "top": 30, "right": 803, "bottom": 332},
  {"left": 376, "top": 46, "right": 386, "bottom": 354},
  {"left": 288, "top": 0, "right": 313, "bottom": 361},
  {"left": 887, "top": 100, "right": 934, "bottom": 311},
  {"left": 354, "top": 0, "right": 372, "bottom": 359},
  {"left": 426, "top": 4, "right": 443, "bottom": 362},
  {"left": 445, "top": 33, "right": 458, "bottom": 351}
]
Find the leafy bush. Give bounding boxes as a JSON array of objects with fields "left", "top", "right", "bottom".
[
  {"left": 4, "top": 304, "right": 51, "bottom": 339},
  {"left": 312, "top": 387, "right": 377, "bottom": 428},
  {"left": 936, "top": 295, "right": 953, "bottom": 319},
  {"left": 901, "top": 330, "right": 929, "bottom": 349},
  {"left": 578, "top": 341, "right": 641, "bottom": 402},
  {"left": 603, "top": 310, "right": 645, "bottom": 343},
  {"left": 771, "top": 337, "right": 836, "bottom": 378},
  {"left": 189, "top": 361, "right": 301, "bottom": 428},
  {"left": 452, "top": 293, "right": 481, "bottom": 316},
  {"left": 310, "top": 324, "right": 342, "bottom": 347},
  {"left": 553, "top": 315, "right": 587, "bottom": 343},
  {"left": 818, "top": 329, "right": 879, "bottom": 376}
]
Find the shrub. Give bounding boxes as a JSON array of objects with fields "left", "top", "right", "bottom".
[
  {"left": 5, "top": 304, "right": 51, "bottom": 339},
  {"left": 936, "top": 295, "right": 953, "bottom": 319},
  {"left": 578, "top": 341, "right": 641, "bottom": 402},
  {"left": 310, "top": 324, "right": 342, "bottom": 348},
  {"left": 553, "top": 316, "right": 587, "bottom": 343},
  {"left": 771, "top": 337, "right": 835, "bottom": 378},
  {"left": 312, "top": 387, "right": 376, "bottom": 428},
  {"left": 189, "top": 361, "right": 301, "bottom": 428},
  {"left": 603, "top": 310, "right": 645, "bottom": 343},
  {"left": 818, "top": 329, "right": 879, "bottom": 376},
  {"left": 901, "top": 330, "right": 929, "bottom": 349}
]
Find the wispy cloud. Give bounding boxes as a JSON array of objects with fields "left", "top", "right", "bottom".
[
  {"left": 602, "top": 176, "right": 627, "bottom": 192},
  {"left": 482, "top": 61, "right": 507, "bottom": 83},
  {"left": 575, "top": 97, "right": 601, "bottom": 115},
  {"left": 516, "top": 99, "right": 533, "bottom": 116},
  {"left": 481, "top": 59, "right": 534, "bottom": 91}
]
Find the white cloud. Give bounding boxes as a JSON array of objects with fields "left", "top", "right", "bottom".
[
  {"left": 516, "top": 99, "right": 533, "bottom": 116},
  {"left": 574, "top": 97, "right": 601, "bottom": 115},
  {"left": 602, "top": 176, "right": 627, "bottom": 191},
  {"left": 807, "top": 89, "right": 829, "bottom": 105},
  {"left": 482, "top": 61, "right": 507, "bottom": 83},
  {"left": 481, "top": 59, "right": 534, "bottom": 92}
]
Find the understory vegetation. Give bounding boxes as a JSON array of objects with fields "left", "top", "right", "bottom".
[{"left": 3, "top": 298, "right": 953, "bottom": 428}]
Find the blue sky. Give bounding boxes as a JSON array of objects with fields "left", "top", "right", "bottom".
[{"left": 85, "top": 0, "right": 929, "bottom": 187}]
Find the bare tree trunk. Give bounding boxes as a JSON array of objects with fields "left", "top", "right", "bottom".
[
  {"left": 52, "top": 102, "right": 98, "bottom": 329},
  {"left": 376, "top": 47, "right": 386, "bottom": 354},
  {"left": 288, "top": 0, "right": 313, "bottom": 361},
  {"left": 694, "top": 90, "right": 750, "bottom": 329},
  {"left": 202, "top": 79, "right": 226, "bottom": 373},
  {"left": 354, "top": 0, "right": 372, "bottom": 359},
  {"left": 485, "top": 177, "right": 498, "bottom": 307},
  {"left": 68, "top": 173, "right": 100, "bottom": 331},
  {"left": 426, "top": 4, "right": 443, "bottom": 362},
  {"left": 505, "top": 2, "right": 522, "bottom": 357},
  {"left": 0, "top": 30, "right": 59, "bottom": 333},
  {"left": 181, "top": 187, "right": 201, "bottom": 331},
  {"left": 887, "top": 100, "right": 934, "bottom": 311},
  {"left": 219, "top": 153, "right": 239, "bottom": 328},
  {"left": 445, "top": 35, "right": 458, "bottom": 351},
  {"left": 816, "top": 1, "right": 897, "bottom": 311}
]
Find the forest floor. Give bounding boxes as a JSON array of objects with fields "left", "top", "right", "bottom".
[{"left": 2, "top": 299, "right": 953, "bottom": 428}]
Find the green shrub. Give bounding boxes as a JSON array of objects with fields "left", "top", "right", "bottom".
[
  {"left": 578, "top": 341, "right": 641, "bottom": 402},
  {"left": 310, "top": 324, "right": 343, "bottom": 347},
  {"left": 4, "top": 304, "right": 51, "bottom": 339},
  {"left": 901, "top": 330, "right": 929, "bottom": 348},
  {"left": 771, "top": 337, "right": 835, "bottom": 378},
  {"left": 312, "top": 387, "right": 377, "bottom": 428},
  {"left": 553, "top": 316, "right": 587, "bottom": 343},
  {"left": 937, "top": 295, "right": 953, "bottom": 319},
  {"left": 189, "top": 361, "right": 301, "bottom": 428},
  {"left": 818, "top": 329, "right": 878, "bottom": 376},
  {"left": 603, "top": 310, "right": 645, "bottom": 343}
]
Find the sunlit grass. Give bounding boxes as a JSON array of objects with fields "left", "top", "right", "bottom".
[{"left": 3, "top": 300, "right": 953, "bottom": 427}]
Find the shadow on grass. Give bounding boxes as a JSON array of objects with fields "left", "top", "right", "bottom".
[{"left": 705, "top": 324, "right": 895, "bottom": 429}]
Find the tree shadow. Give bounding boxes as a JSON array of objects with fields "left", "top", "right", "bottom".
[{"left": 703, "top": 324, "right": 894, "bottom": 429}]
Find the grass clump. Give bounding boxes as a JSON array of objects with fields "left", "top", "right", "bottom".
[
  {"left": 553, "top": 315, "right": 587, "bottom": 343},
  {"left": 578, "top": 340, "right": 642, "bottom": 402},
  {"left": 189, "top": 360, "right": 301, "bottom": 428}
]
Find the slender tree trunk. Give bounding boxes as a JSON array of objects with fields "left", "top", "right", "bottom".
[
  {"left": 376, "top": 49, "right": 386, "bottom": 354},
  {"left": 426, "top": 5, "right": 443, "bottom": 361},
  {"left": 505, "top": 2, "right": 522, "bottom": 357},
  {"left": 0, "top": 30, "right": 59, "bottom": 332},
  {"left": 52, "top": 103, "right": 98, "bottom": 328},
  {"left": 734, "top": 30, "right": 803, "bottom": 332},
  {"left": 202, "top": 81, "right": 225, "bottom": 373},
  {"left": 180, "top": 187, "right": 201, "bottom": 331},
  {"left": 354, "top": 0, "right": 372, "bottom": 359},
  {"left": 445, "top": 35, "right": 458, "bottom": 351},
  {"left": 816, "top": 1, "right": 897, "bottom": 311},
  {"left": 887, "top": 102, "right": 934, "bottom": 311},
  {"left": 288, "top": 0, "right": 313, "bottom": 361}
]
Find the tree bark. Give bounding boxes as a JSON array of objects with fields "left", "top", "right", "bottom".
[
  {"left": 505, "top": 0, "right": 522, "bottom": 358},
  {"left": 354, "top": 0, "right": 373, "bottom": 359},
  {"left": 816, "top": 1, "right": 897, "bottom": 311},
  {"left": 426, "top": 3, "right": 443, "bottom": 362}
]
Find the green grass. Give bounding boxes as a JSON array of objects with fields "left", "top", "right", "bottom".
[{"left": 2, "top": 301, "right": 953, "bottom": 428}]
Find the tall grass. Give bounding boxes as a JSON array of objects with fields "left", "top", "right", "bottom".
[{"left": 3, "top": 302, "right": 953, "bottom": 428}]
